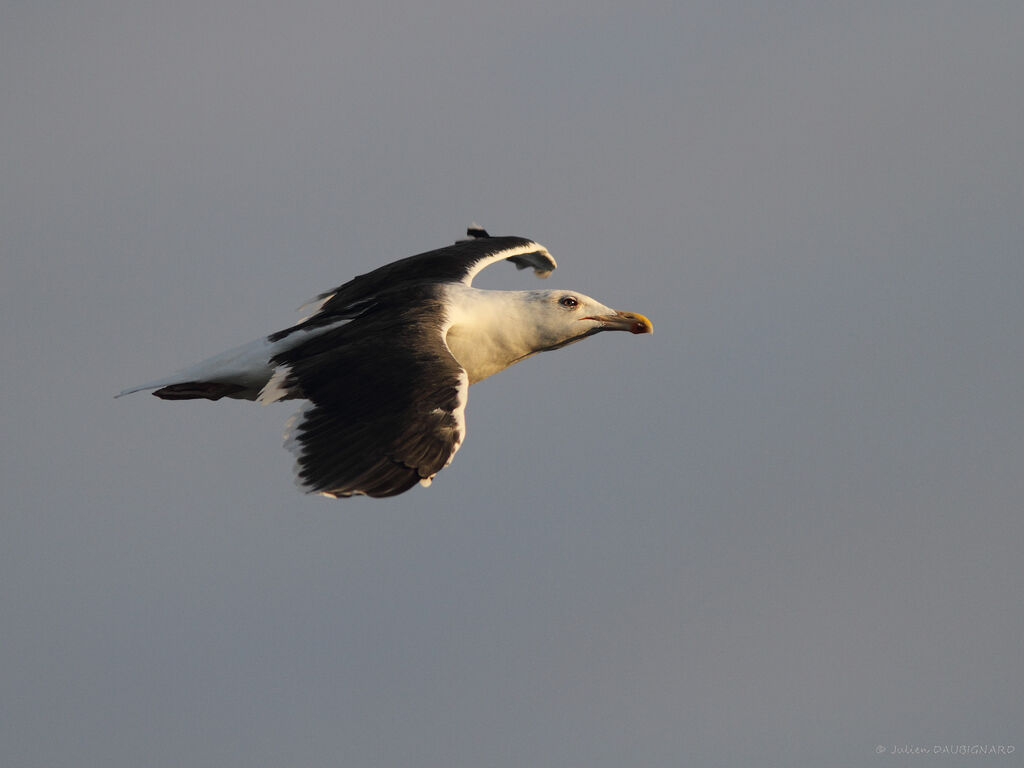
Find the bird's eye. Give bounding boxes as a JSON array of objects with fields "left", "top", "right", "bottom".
[{"left": 559, "top": 295, "right": 579, "bottom": 309}]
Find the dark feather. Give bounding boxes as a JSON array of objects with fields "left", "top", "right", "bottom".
[
  {"left": 273, "top": 285, "right": 466, "bottom": 498},
  {"left": 271, "top": 235, "right": 553, "bottom": 343}
]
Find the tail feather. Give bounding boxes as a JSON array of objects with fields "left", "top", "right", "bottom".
[
  {"left": 116, "top": 336, "right": 277, "bottom": 401},
  {"left": 152, "top": 382, "right": 250, "bottom": 401},
  {"left": 116, "top": 320, "right": 350, "bottom": 402}
]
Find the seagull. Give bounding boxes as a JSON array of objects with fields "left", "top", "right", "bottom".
[{"left": 118, "top": 227, "right": 653, "bottom": 498}]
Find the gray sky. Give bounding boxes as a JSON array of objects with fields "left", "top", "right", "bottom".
[{"left": 3, "top": 2, "right": 1022, "bottom": 766}]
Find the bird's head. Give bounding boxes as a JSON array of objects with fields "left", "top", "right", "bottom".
[{"left": 522, "top": 290, "right": 653, "bottom": 353}]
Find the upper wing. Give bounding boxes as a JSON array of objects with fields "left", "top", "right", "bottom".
[
  {"left": 265, "top": 286, "right": 468, "bottom": 498},
  {"left": 293, "top": 229, "right": 556, "bottom": 327}
]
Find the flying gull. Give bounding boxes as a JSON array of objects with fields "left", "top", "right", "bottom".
[{"left": 118, "top": 227, "right": 653, "bottom": 498}]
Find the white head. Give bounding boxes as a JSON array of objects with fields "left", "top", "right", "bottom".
[
  {"left": 444, "top": 287, "right": 653, "bottom": 383},
  {"left": 516, "top": 289, "right": 654, "bottom": 352}
]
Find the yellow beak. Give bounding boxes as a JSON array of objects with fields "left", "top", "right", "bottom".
[{"left": 581, "top": 310, "right": 654, "bottom": 335}]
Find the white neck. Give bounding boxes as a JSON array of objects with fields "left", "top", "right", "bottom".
[{"left": 442, "top": 286, "right": 545, "bottom": 384}]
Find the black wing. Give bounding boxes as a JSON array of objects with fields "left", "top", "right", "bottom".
[
  {"left": 269, "top": 286, "right": 468, "bottom": 498},
  {"left": 273, "top": 231, "right": 555, "bottom": 343}
]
